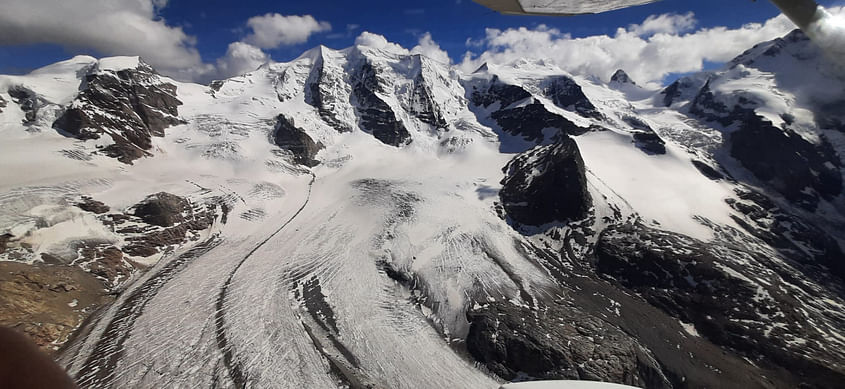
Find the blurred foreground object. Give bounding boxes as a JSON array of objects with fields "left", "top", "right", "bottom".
[
  {"left": 771, "top": 0, "right": 845, "bottom": 65},
  {"left": 0, "top": 326, "right": 76, "bottom": 389},
  {"left": 472, "top": 0, "right": 659, "bottom": 15}
]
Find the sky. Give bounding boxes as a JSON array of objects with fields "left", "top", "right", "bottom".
[{"left": 0, "top": 0, "right": 843, "bottom": 87}]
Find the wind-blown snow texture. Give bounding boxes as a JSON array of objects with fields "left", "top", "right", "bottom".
[{"left": 1, "top": 29, "right": 844, "bottom": 388}]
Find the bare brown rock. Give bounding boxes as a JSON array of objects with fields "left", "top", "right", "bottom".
[{"left": 0, "top": 262, "right": 112, "bottom": 353}]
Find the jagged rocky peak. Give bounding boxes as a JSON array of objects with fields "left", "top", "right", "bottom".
[
  {"left": 470, "top": 75, "right": 586, "bottom": 143},
  {"left": 500, "top": 137, "right": 591, "bottom": 226},
  {"left": 729, "top": 29, "right": 811, "bottom": 69},
  {"left": 408, "top": 54, "right": 448, "bottom": 129},
  {"left": 541, "top": 75, "right": 602, "bottom": 119},
  {"left": 659, "top": 72, "right": 709, "bottom": 107},
  {"left": 273, "top": 115, "right": 323, "bottom": 167},
  {"left": 306, "top": 46, "right": 356, "bottom": 133},
  {"left": 610, "top": 69, "right": 636, "bottom": 85},
  {"left": 350, "top": 58, "right": 412, "bottom": 147},
  {"left": 53, "top": 56, "right": 184, "bottom": 164}
]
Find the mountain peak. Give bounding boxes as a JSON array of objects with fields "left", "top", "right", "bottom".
[
  {"left": 610, "top": 69, "right": 636, "bottom": 85},
  {"left": 96, "top": 56, "right": 144, "bottom": 73}
]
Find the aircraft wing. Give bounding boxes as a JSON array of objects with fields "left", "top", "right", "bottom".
[{"left": 472, "top": 0, "right": 660, "bottom": 16}]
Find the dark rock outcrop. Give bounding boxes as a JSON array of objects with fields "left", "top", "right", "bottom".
[
  {"left": 122, "top": 193, "right": 217, "bottom": 258},
  {"left": 273, "top": 115, "right": 323, "bottom": 167},
  {"left": 132, "top": 192, "right": 190, "bottom": 228},
  {"left": 53, "top": 61, "right": 184, "bottom": 164},
  {"left": 351, "top": 62, "right": 411, "bottom": 146},
  {"left": 661, "top": 80, "right": 682, "bottom": 107},
  {"left": 8, "top": 86, "right": 45, "bottom": 124},
  {"left": 492, "top": 101, "right": 586, "bottom": 142},
  {"left": 595, "top": 223, "right": 845, "bottom": 388},
  {"left": 0, "top": 234, "right": 12, "bottom": 255},
  {"left": 610, "top": 69, "right": 636, "bottom": 85},
  {"left": 632, "top": 131, "right": 666, "bottom": 154},
  {"left": 500, "top": 137, "right": 591, "bottom": 225},
  {"left": 472, "top": 77, "right": 587, "bottom": 142},
  {"left": 470, "top": 76, "right": 531, "bottom": 109},
  {"left": 306, "top": 53, "right": 354, "bottom": 133},
  {"left": 730, "top": 112, "right": 842, "bottom": 210},
  {"left": 622, "top": 115, "right": 666, "bottom": 154},
  {"left": 689, "top": 81, "right": 842, "bottom": 210},
  {"left": 76, "top": 197, "right": 110, "bottom": 214},
  {"left": 660, "top": 75, "right": 707, "bottom": 107},
  {"left": 727, "top": 188, "right": 845, "bottom": 280},
  {"left": 691, "top": 160, "right": 724, "bottom": 180},
  {"left": 0, "top": 94, "right": 6, "bottom": 112},
  {"left": 409, "top": 56, "right": 448, "bottom": 128},
  {"left": 466, "top": 301, "right": 671, "bottom": 388},
  {"left": 543, "top": 76, "right": 602, "bottom": 119}
]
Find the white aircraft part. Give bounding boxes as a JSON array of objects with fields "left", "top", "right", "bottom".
[{"left": 473, "top": 0, "right": 659, "bottom": 15}]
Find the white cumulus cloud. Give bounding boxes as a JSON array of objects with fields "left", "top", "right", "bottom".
[
  {"left": 411, "top": 33, "right": 451, "bottom": 64},
  {"left": 460, "top": 11, "right": 801, "bottom": 87},
  {"left": 0, "top": 0, "right": 203, "bottom": 78},
  {"left": 355, "top": 31, "right": 409, "bottom": 53},
  {"left": 244, "top": 13, "right": 331, "bottom": 49},
  {"left": 215, "top": 42, "right": 270, "bottom": 79}
]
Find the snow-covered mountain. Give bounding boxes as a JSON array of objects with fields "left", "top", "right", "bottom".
[{"left": 0, "top": 29, "right": 843, "bottom": 389}]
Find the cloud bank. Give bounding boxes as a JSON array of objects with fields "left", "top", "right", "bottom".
[
  {"left": 458, "top": 11, "right": 807, "bottom": 87},
  {"left": 0, "top": 0, "right": 331, "bottom": 82}
]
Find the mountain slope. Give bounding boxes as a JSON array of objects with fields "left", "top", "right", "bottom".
[{"left": 0, "top": 29, "right": 843, "bottom": 389}]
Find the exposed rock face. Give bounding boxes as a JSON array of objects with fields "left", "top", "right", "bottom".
[
  {"left": 730, "top": 112, "right": 842, "bottom": 210},
  {"left": 622, "top": 115, "right": 666, "bottom": 154},
  {"left": 610, "top": 69, "right": 636, "bottom": 85},
  {"left": 726, "top": 188, "right": 845, "bottom": 279},
  {"left": 76, "top": 197, "right": 110, "bottom": 214},
  {"left": 493, "top": 101, "right": 586, "bottom": 142},
  {"left": 409, "top": 64, "right": 448, "bottom": 128},
  {"left": 500, "top": 137, "right": 591, "bottom": 225},
  {"left": 132, "top": 192, "right": 191, "bottom": 227},
  {"left": 0, "top": 233, "right": 12, "bottom": 254},
  {"left": 632, "top": 131, "right": 666, "bottom": 154},
  {"left": 53, "top": 61, "right": 184, "bottom": 163},
  {"left": 273, "top": 115, "right": 323, "bottom": 167},
  {"left": 0, "top": 261, "right": 113, "bottom": 353},
  {"left": 0, "top": 94, "right": 6, "bottom": 112},
  {"left": 466, "top": 301, "right": 671, "bottom": 388},
  {"left": 8, "top": 86, "right": 46, "bottom": 124},
  {"left": 691, "top": 160, "right": 724, "bottom": 180},
  {"left": 595, "top": 223, "right": 845, "bottom": 388},
  {"left": 351, "top": 61, "right": 411, "bottom": 147},
  {"left": 470, "top": 76, "right": 531, "bottom": 109},
  {"left": 306, "top": 52, "right": 354, "bottom": 133},
  {"left": 472, "top": 77, "right": 586, "bottom": 142},
  {"left": 689, "top": 81, "right": 842, "bottom": 210},
  {"left": 543, "top": 75, "right": 602, "bottom": 119}
]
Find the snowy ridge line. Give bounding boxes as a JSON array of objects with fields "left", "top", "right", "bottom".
[
  {"left": 73, "top": 235, "right": 223, "bottom": 388},
  {"left": 214, "top": 172, "right": 316, "bottom": 388}
]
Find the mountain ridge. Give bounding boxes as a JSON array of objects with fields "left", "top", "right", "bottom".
[{"left": 0, "top": 29, "right": 844, "bottom": 388}]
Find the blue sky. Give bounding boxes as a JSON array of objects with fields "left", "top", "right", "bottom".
[{"left": 0, "top": 0, "right": 842, "bottom": 85}]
